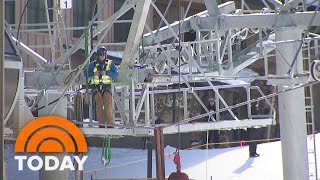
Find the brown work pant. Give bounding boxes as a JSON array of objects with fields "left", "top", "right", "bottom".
[{"left": 94, "top": 91, "right": 113, "bottom": 124}]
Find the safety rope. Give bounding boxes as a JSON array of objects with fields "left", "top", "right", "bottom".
[
  {"left": 101, "top": 137, "right": 111, "bottom": 166},
  {"left": 64, "top": 65, "right": 82, "bottom": 84}
]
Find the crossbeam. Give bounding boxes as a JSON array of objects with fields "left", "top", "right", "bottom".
[{"left": 199, "top": 11, "right": 320, "bottom": 30}]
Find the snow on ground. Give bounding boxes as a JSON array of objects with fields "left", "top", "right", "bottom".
[
  {"left": 183, "top": 141, "right": 283, "bottom": 180},
  {"left": 5, "top": 134, "right": 320, "bottom": 180}
]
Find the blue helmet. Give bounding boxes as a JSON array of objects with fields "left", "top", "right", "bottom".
[{"left": 97, "top": 46, "right": 107, "bottom": 56}]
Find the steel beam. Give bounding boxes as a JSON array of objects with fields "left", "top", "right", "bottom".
[
  {"left": 265, "top": 0, "right": 283, "bottom": 7},
  {"left": 94, "top": 0, "right": 137, "bottom": 41},
  {"left": 199, "top": 11, "right": 320, "bottom": 30},
  {"left": 121, "top": 0, "right": 151, "bottom": 68},
  {"left": 80, "top": 127, "right": 153, "bottom": 137},
  {"left": 203, "top": 0, "right": 220, "bottom": 16},
  {"left": 11, "top": 36, "right": 47, "bottom": 66}
]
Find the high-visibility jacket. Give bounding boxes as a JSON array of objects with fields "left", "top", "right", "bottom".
[{"left": 91, "top": 60, "right": 113, "bottom": 85}]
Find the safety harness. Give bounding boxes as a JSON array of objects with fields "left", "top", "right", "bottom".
[{"left": 91, "top": 60, "right": 113, "bottom": 85}]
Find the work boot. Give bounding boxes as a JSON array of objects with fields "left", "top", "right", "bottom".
[{"left": 250, "top": 153, "right": 260, "bottom": 157}]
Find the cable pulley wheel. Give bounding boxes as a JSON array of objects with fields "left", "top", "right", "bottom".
[{"left": 311, "top": 60, "right": 320, "bottom": 81}]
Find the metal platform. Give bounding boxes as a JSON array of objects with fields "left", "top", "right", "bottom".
[{"left": 79, "top": 118, "right": 273, "bottom": 137}]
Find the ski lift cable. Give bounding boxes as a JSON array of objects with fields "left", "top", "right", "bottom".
[{"left": 178, "top": 0, "right": 182, "bottom": 153}]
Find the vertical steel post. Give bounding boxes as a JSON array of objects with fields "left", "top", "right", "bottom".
[
  {"left": 130, "top": 79, "right": 136, "bottom": 125},
  {"left": 183, "top": 91, "right": 188, "bottom": 120},
  {"left": 0, "top": 1, "right": 5, "bottom": 179},
  {"left": 150, "top": 87, "right": 155, "bottom": 125},
  {"left": 80, "top": 153, "right": 84, "bottom": 180},
  {"left": 147, "top": 137, "right": 153, "bottom": 178},
  {"left": 144, "top": 84, "right": 150, "bottom": 124},
  {"left": 154, "top": 127, "right": 165, "bottom": 180}
]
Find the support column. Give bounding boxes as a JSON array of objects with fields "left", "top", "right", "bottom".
[
  {"left": 275, "top": 27, "right": 309, "bottom": 180},
  {"left": 147, "top": 137, "right": 152, "bottom": 178},
  {"left": 0, "top": 1, "right": 5, "bottom": 179},
  {"left": 38, "top": 92, "right": 68, "bottom": 180},
  {"left": 154, "top": 127, "right": 165, "bottom": 180},
  {"left": 203, "top": 0, "right": 219, "bottom": 16}
]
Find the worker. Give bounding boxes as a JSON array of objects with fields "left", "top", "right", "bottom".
[
  {"left": 85, "top": 46, "right": 118, "bottom": 127},
  {"left": 248, "top": 101, "right": 261, "bottom": 157}
]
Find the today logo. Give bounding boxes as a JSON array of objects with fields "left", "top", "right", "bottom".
[{"left": 14, "top": 116, "right": 88, "bottom": 171}]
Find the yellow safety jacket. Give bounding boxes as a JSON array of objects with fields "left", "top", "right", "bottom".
[{"left": 91, "top": 60, "right": 113, "bottom": 85}]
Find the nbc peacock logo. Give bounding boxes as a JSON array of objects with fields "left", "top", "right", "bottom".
[{"left": 14, "top": 116, "right": 88, "bottom": 171}]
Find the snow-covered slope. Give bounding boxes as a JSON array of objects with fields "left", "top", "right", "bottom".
[{"left": 5, "top": 134, "right": 320, "bottom": 180}]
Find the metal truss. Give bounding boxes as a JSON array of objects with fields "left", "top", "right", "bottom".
[{"left": 16, "top": 0, "right": 320, "bottom": 135}]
